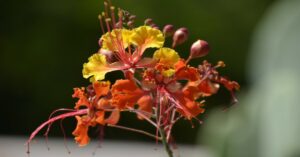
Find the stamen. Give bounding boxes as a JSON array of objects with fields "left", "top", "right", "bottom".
[
  {"left": 118, "top": 8, "right": 123, "bottom": 28},
  {"left": 110, "top": 6, "right": 116, "bottom": 28},
  {"left": 98, "top": 15, "right": 105, "bottom": 34},
  {"left": 105, "top": 18, "right": 111, "bottom": 32},
  {"left": 60, "top": 119, "right": 71, "bottom": 154},
  {"left": 103, "top": 1, "right": 109, "bottom": 19},
  {"left": 26, "top": 109, "right": 88, "bottom": 154}
]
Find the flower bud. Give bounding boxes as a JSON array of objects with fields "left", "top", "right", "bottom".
[
  {"left": 163, "top": 24, "right": 174, "bottom": 37},
  {"left": 150, "top": 24, "right": 159, "bottom": 30},
  {"left": 172, "top": 27, "right": 188, "bottom": 47},
  {"left": 144, "top": 18, "right": 153, "bottom": 25},
  {"left": 129, "top": 15, "right": 136, "bottom": 21},
  {"left": 127, "top": 21, "right": 134, "bottom": 28},
  {"left": 190, "top": 39, "right": 210, "bottom": 58}
]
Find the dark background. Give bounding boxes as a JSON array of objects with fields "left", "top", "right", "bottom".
[{"left": 0, "top": 0, "right": 274, "bottom": 144}]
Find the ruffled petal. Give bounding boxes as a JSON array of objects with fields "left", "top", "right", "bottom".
[
  {"left": 72, "top": 116, "right": 90, "bottom": 146},
  {"left": 111, "top": 79, "right": 144, "bottom": 109},
  {"left": 131, "top": 26, "right": 164, "bottom": 49},
  {"left": 137, "top": 95, "right": 153, "bottom": 120},
  {"left": 153, "top": 48, "right": 180, "bottom": 77},
  {"left": 93, "top": 81, "right": 111, "bottom": 98},
  {"left": 105, "top": 110, "right": 120, "bottom": 125},
  {"left": 72, "top": 87, "right": 90, "bottom": 109},
  {"left": 173, "top": 92, "right": 205, "bottom": 119},
  {"left": 153, "top": 48, "right": 179, "bottom": 65},
  {"left": 101, "top": 29, "right": 132, "bottom": 52},
  {"left": 175, "top": 60, "right": 199, "bottom": 81},
  {"left": 82, "top": 53, "right": 112, "bottom": 81}
]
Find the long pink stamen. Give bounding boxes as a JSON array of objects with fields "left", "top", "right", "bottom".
[{"left": 26, "top": 109, "right": 88, "bottom": 154}]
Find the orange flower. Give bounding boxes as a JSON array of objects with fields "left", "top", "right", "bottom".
[
  {"left": 111, "top": 79, "right": 153, "bottom": 119},
  {"left": 175, "top": 60, "right": 199, "bottom": 81},
  {"left": 111, "top": 79, "right": 145, "bottom": 109}
]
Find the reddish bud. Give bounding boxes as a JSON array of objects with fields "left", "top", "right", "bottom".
[
  {"left": 129, "top": 15, "right": 136, "bottom": 21},
  {"left": 190, "top": 40, "right": 210, "bottom": 58},
  {"left": 127, "top": 21, "right": 134, "bottom": 28},
  {"left": 144, "top": 18, "right": 153, "bottom": 25},
  {"left": 172, "top": 27, "right": 188, "bottom": 47},
  {"left": 163, "top": 24, "right": 175, "bottom": 37},
  {"left": 150, "top": 24, "right": 159, "bottom": 30}
]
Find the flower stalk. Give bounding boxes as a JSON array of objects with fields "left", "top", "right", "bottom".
[{"left": 159, "top": 127, "right": 173, "bottom": 157}]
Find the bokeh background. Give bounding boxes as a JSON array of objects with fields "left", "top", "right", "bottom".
[{"left": 4, "top": 0, "right": 299, "bottom": 156}]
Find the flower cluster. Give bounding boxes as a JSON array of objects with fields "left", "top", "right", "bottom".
[{"left": 27, "top": 1, "right": 239, "bottom": 156}]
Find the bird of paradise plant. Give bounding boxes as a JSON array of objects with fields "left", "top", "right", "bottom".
[{"left": 27, "top": 1, "right": 239, "bottom": 156}]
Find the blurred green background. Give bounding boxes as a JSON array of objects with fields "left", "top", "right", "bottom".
[{"left": 0, "top": 0, "right": 274, "bottom": 144}]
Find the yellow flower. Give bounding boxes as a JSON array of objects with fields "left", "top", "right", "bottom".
[
  {"left": 101, "top": 29, "right": 132, "bottom": 52},
  {"left": 131, "top": 26, "right": 164, "bottom": 50},
  {"left": 153, "top": 48, "right": 179, "bottom": 65},
  {"left": 153, "top": 48, "right": 180, "bottom": 77},
  {"left": 82, "top": 53, "right": 111, "bottom": 81}
]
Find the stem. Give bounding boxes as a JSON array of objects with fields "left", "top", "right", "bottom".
[{"left": 159, "top": 128, "right": 173, "bottom": 157}]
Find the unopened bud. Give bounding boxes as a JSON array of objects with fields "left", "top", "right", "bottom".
[
  {"left": 129, "top": 15, "right": 136, "bottom": 21},
  {"left": 172, "top": 27, "right": 188, "bottom": 47},
  {"left": 150, "top": 24, "right": 159, "bottom": 30},
  {"left": 163, "top": 24, "right": 174, "bottom": 37},
  {"left": 144, "top": 18, "right": 153, "bottom": 25},
  {"left": 190, "top": 40, "right": 210, "bottom": 58},
  {"left": 127, "top": 21, "right": 134, "bottom": 28},
  {"left": 99, "top": 49, "right": 117, "bottom": 63}
]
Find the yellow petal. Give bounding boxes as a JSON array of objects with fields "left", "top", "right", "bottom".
[
  {"left": 101, "top": 29, "right": 132, "bottom": 52},
  {"left": 153, "top": 48, "right": 180, "bottom": 65},
  {"left": 82, "top": 53, "right": 110, "bottom": 81},
  {"left": 162, "top": 69, "right": 175, "bottom": 77},
  {"left": 131, "top": 26, "right": 164, "bottom": 49}
]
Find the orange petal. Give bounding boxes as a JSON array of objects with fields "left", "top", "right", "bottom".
[
  {"left": 173, "top": 91, "right": 205, "bottom": 119},
  {"left": 105, "top": 110, "right": 120, "bottom": 125},
  {"left": 198, "top": 80, "right": 220, "bottom": 96},
  {"left": 72, "top": 88, "right": 90, "bottom": 109},
  {"left": 175, "top": 60, "right": 199, "bottom": 81},
  {"left": 95, "top": 111, "right": 105, "bottom": 125},
  {"left": 111, "top": 79, "right": 144, "bottom": 109},
  {"left": 137, "top": 95, "right": 153, "bottom": 120},
  {"left": 72, "top": 116, "right": 90, "bottom": 146},
  {"left": 93, "top": 81, "right": 111, "bottom": 98}
]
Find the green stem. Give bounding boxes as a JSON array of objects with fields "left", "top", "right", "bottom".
[{"left": 159, "top": 128, "right": 173, "bottom": 157}]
